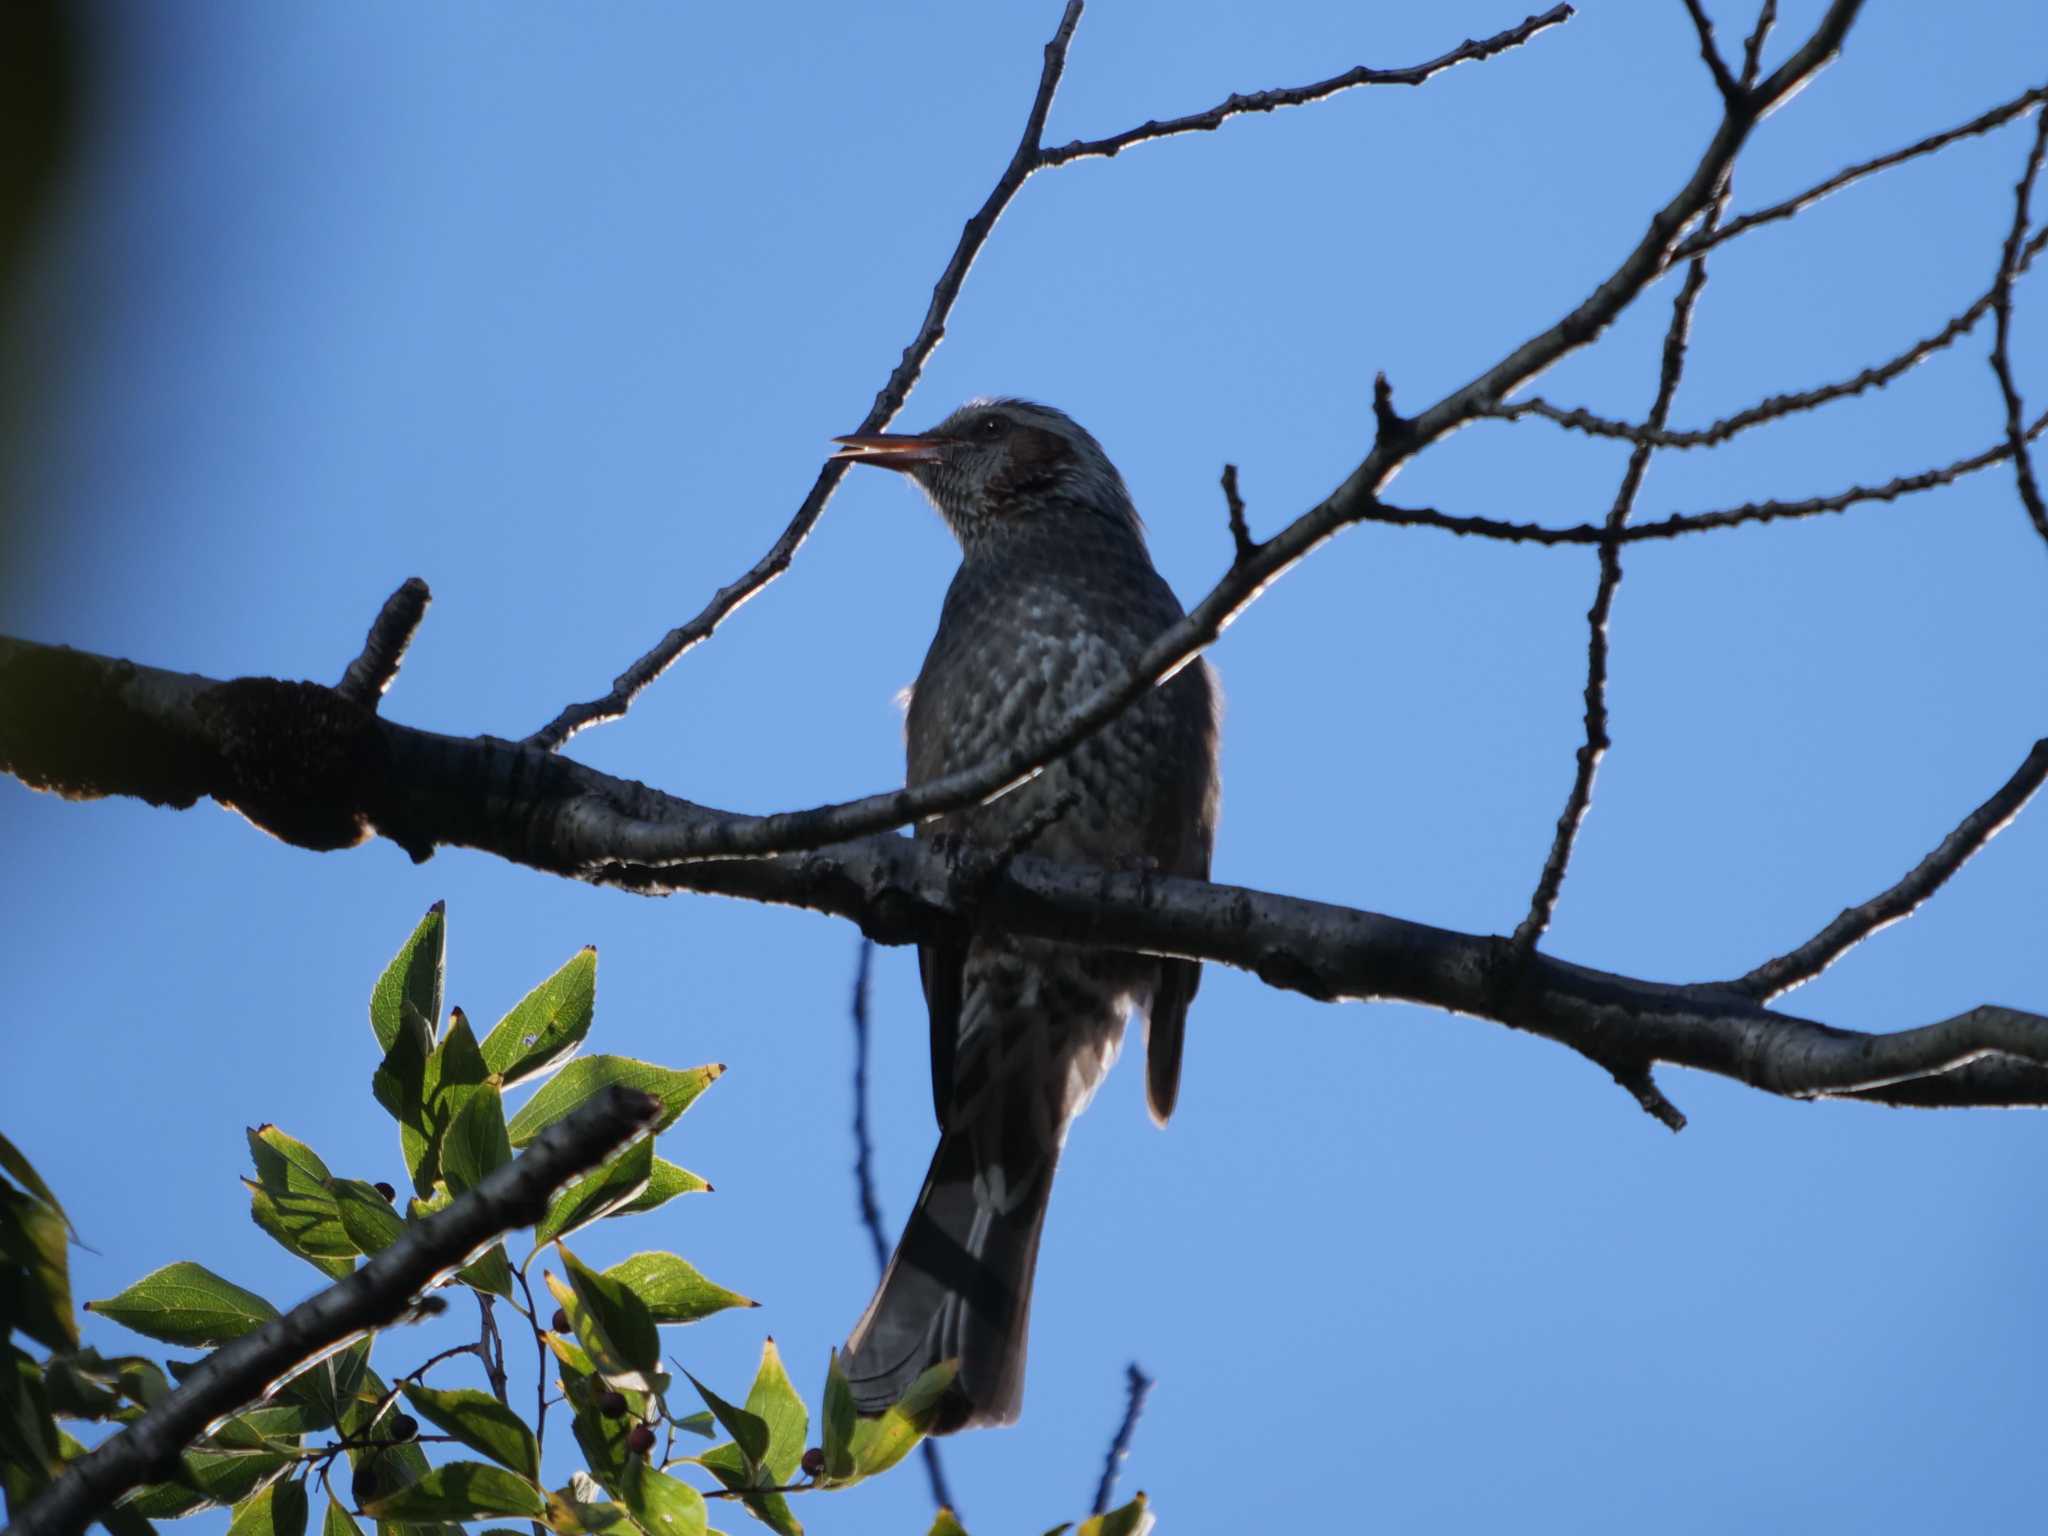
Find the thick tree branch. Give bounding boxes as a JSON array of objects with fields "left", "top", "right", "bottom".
[
  {"left": 1036, "top": 4, "right": 1574, "bottom": 167},
  {"left": 4, "top": 636, "right": 2043, "bottom": 1115},
  {"left": 335, "top": 578, "right": 430, "bottom": 709},
  {"left": 1730, "top": 739, "right": 2048, "bottom": 1002},
  {"left": 11, "top": 1086, "right": 663, "bottom": 1536}
]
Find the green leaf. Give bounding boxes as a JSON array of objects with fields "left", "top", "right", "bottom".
[
  {"left": 741, "top": 1339, "right": 806, "bottom": 1486},
  {"left": 0, "top": 1131, "right": 72, "bottom": 1232},
  {"left": 245, "top": 1184, "right": 354, "bottom": 1281},
  {"left": 0, "top": 1191, "right": 78, "bottom": 1352},
  {"left": 691, "top": 1444, "right": 800, "bottom": 1536},
  {"left": 620, "top": 1460, "right": 707, "bottom": 1536},
  {"left": 548, "top": 1247, "right": 660, "bottom": 1390},
  {"left": 370, "top": 903, "right": 445, "bottom": 1053},
  {"left": 849, "top": 1361, "right": 956, "bottom": 1479},
  {"left": 507, "top": 1056, "right": 722, "bottom": 1147},
  {"left": 360, "top": 1460, "right": 545, "bottom": 1521},
  {"left": 399, "top": 1382, "right": 538, "bottom": 1481},
  {"left": 1, "top": 1342, "right": 60, "bottom": 1500},
  {"left": 86, "top": 1262, "right": 279, "bottom": 1347},
  {"left": 603, "top": 1252, "right": 755, "bottom": 1327},
  {"left": 322, "top": 1495, "right": 364, "bottom": 1536},
  {"left": 820, "top": 1353, "right": 855, "bottom": 1483},
  {"left": 438, "top": 1085, "right": 512, "bottom": 1197},
  {"left": 227, "top": 1478, "right": 309, "bottom": 1536},
  {"left": 457, "top": 1242, "right": 515, "bottom": 1299},
  {"left": 672, "top": 1410, "right": 715, "bottom": 1440},
  {"left": 179, "top": 1441, "right": 292, "bottom": 1505},
  {"left": 276, "top": 1337, "right": 370, "bottom": 1434},
  {"left": 532, "top": 1139, "right": 653, "bottom": 1251},
  {"left": 926, "top": 1512, "right": 970, "bottom": 1536},
  {"left": 683, "top": 1375, "right": 769, "bottom": 1474},
  {"left": 613, "top": 1158, "right": 711, "bottom": 1217},
  {"left": 124, "top": 1481, "right": 212, "bottom": 1519},
  {"left": 330, "top": 1180, "right": 404, "bottom": 1255},
  {"left": 480, "top": 947, "right": 597, "bottom": 1088},
  {"left": 543, "top": 1490, "right": 639, "bottom": 1533},
  {"left": 371, "top": 1003, "right": 435, "bottom": 1194},
  {"left": 425, "top": 1012, "right": 490, "bottom": 1125},
  {"left": 1076, "top": 1494, "right": 1151, "bottom": 1536}
]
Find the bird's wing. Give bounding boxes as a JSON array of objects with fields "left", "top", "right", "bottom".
[{"left": 920, "top": 941, "right": 965, "bottom": 1131}]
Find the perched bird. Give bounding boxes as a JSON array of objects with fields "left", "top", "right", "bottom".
[{"left": 831, "top": 399, "right": 1221, "bottom": 1432}]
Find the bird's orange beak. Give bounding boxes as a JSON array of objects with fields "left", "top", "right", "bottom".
[{"left": 830, "top": 432, "right": 948, "bottom": 470}]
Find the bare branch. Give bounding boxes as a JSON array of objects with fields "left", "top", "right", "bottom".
[
  {"left": 335, "top": 577, "right": 430, "bottom": 709},
  {"left": 1738, "top": 0, "right": 1777, "bottom": 85},
  {"left": 1037, "top": 4, "right": 1574, "bottom": 167},
  {"left": 1513, "top": 196, "right": 1724, "bottom": 962},
  {"left": 12, "top": 1085, "right": 662, "bottom": 1536},
  {"left": 6, "top": 634, "right": 2043, "bottom": 1113},
  {"left": 1673, "top": 89, "right": 2048, "bottom": 265},
  {"left": 1989, "top": 96, "right": 2048, "bottom": 546},
  {"left": 1220, "top": 464, "right": 1256, "bottom": 565},
  {"left": 523, "top": 2, "right": 1088, "bottom": 754},
  {"left": 1678, "top": 0, "right": 1744, "bottom": 104},
  {"left": 1090, "top": 1362, "right": 1153, "bottom": 1515},
  {"left": 1489, "top": 226, "right": 2048, "bottom": 449},
  {"left": 1731, "top": 739, "right": 2048, "bottom": 1002}
]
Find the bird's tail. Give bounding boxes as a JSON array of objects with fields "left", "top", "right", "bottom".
[{"left": 841, "top": 1123, "right": 1055, "bottom": 1433}]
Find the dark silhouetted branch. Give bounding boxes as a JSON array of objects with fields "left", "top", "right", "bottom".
[
  {"left": 1989, "top": 97, "right": 2048, "bottom": 545},
  {"left": 11, "top": 1086, "right": 663, "bottom": 1536},
  {"left": 1220, "top": 464, "right": 1256, "bottom": 565},
  {"left": 1739, "top": 0, "right": 1777, "bottom": 85},
  {"left": 1090, "top": 1363, "right": 1152, "bottom": 1515},
  {"left": 1679, "top": 0, "right": 1743, "bottom": 103},
  {"left": 1731, "top": 739, "right": 2048, "bottom": 1002},
  {"left": 335, "top": 577, "right": 431, "bottom": 709},
  {"left": 1036, "top": 5, "right": 1574, "bottom": 167},
  {"left": 1672, "top": 88, "right": 2048, "bottom": 264}
]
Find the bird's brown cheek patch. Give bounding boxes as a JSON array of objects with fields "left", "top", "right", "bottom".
[{"left": 994, "top": 426, "right": 1069, "bottom": 507}]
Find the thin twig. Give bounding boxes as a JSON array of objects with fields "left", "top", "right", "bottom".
[
  {"left": 1512, "top": 195, "right": 1725, "bottom": 964},
  {"left": 1738, "top": 0, "right": 1777, "bottom": 85},
  {"left": 523, "top": 2, "right": 1089, "bottom": 753},
  {"left": 1489, "top": 226, "right": 2048, "bottom": 449},
  {"left": 15, "top": 1086, "right": 663, "bottom": 1536},
  {"left": 1220, "top": 464, "right": 1256, "bottom": 564},
  {"left": 1037, "top": 4, "right": 1574, "bottom": 167},
  {"left": 1678, "top": 0, "right": 1743, "bottom": 103},
  {"left": 335, "top": 578, "right": 430, "bottom": 709},
  {"left": 847, "top": 936, "right": 957, "bottom": 1516},
  {"left": 1091, "top": 1362, "right": 1153, "bottom": 1515},
  {"left": 1988, "top": 93, "right": 2048, "bottom": 545},
  {"left": 1673, "top": 88, "right": 2048, "bottom": 264},
  {"left": 1731, "top": 739, "right": 2048, "bottom": 1001}
]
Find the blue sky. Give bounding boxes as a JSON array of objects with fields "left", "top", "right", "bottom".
[{"left": 5, "top": 2, "right": 2048, "bottom": 1531}]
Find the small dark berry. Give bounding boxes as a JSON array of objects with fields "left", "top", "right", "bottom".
[
  {"left": 388, "top": 1414, "right": 418, "bottom": 1442},
  {"left": 598, "top": 1389, "right": 628, "bottom": 1418},
  {"left": 552, "top": 1308, "right": 571, "bottom": 1334},
  {"left": 800, "top": 1447, "right": 825, "bottom": 1479},
  {"left": 626, "top": 1423, "right": 655, "bottom": 1455},
  {"left": 374, "top": 1182, "right": 396, "bottom": 1202}
]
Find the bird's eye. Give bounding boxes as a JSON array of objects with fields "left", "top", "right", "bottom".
[{"left": 976, "top": 415, "right": 1005, "bottom": 440}]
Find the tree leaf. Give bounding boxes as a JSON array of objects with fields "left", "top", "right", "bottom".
[
  {"left": 86, "top": 1262, "right": 278, "bottom": 1347},
  {"left": 926, "top": 1511, "right": 970, "bottom": 1536},
  {"left": 602, "top": 1251, "right": 754, "bottom": 1326},
  {"left": 399, "top": 1382, "right": 538, "bottom": 1481},
  {"left": 330, "top": 1180, "right": 404, "bottom": 1255},
  {"left": 548, "top": 1246, "right": 659, "bottom": 1391},
  {"left": 741, "top": 1339, "right": 806, "bottom": 1486},
  {"left": 1075, "top": 1494, "right": 1152, "bottom": 1536},
  {"left": 690, "top": 1443, "right": 800, "bottom": 1536},
  {"left": 0, "top": 1189, "right": 78, "bottom": 1352},
  {"left": 682, "top": 1376, "right": 769, "bottom": 1475},
  {"left": 532, "top": 1139, "right": 653, "bottom": 1251},
  {"left": 179, "top": 1441, "right": 292, "bottom": 1505},
  {"left": 620, "top": 1459, "right": 707, "bottom": 1536},
  {"left": 370, "top": 1003, "right": 435, "bottom": 1194},
  {"left": 507, "top": 1057, "right": 721, "bottom": 1147},
  {"left": 360, "top": 1460, "right": 545, "bottom": 1521},
  {"left": 370, "top": 903, "right": 444, "bottom": 1054},
  {"left": 321, "top": 1495, "right": 364, "bottom": 1536},
  {"left": 226, "top": 1478, "right": 309, "bottom": 1536},
  {"left": 0, "top": 1131, "right": 73, "bottom": 1232},
  {"left": 438, "top": 1084, "right": 512, "bottom": 1197},
  {"left": 457, "top": 1242, "right": 515, "bottom": 1299},
  {"left": 479, "top": 947, "right": 596, "bottom": 1088},
  {"left": 245, "top": 1183, "right": 354, "bottom": 1280},
  {"left": 613, "top": 1158, "right": 710, "bottom": 1217},
  {"left": 819, "top": 1352, "right": 855, "bottom": 1483},
  {"left": 671, "top": 1410, "right": 715, "bottom": 1440},
  {"left": 849, "top": 1361, "right": 956, "bottom": 1479}
]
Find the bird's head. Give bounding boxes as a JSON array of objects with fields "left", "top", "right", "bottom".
[{"left": 832, "top": 398, "right": 1142, "bottom": 550}]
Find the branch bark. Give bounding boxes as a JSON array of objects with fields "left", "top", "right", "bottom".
[
  {"left": 4, "top": 636, "right": 2042, "bottom": 1119},
  {"left": 10, "top": 1086, "right": 663, "bottom": 1536}
]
